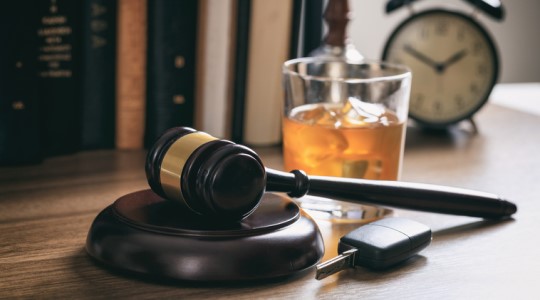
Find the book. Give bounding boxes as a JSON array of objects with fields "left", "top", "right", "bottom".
[
  {"left": 194, "top": 0, "right": 237, "bottom": 139},
  {"left": 115, "top": 0, "right": 147, "bottom": 150},
  {"left": 37, "top": 0, "right": 84, "bottom": 156},
  {"left": 144, "top": 0, "right": 200, "bottom": 147},
  {"left": 0, "top": 0, "right": 42, "bottom": 165},
  {"left": 242, "top": 0, "right": 294, "bottom": 146},
  {"left": 80, "top": 0, "right": 117, "bottom": 150},
  {"left": 289, "top": 0, "right": 304, "bottom": 58},
  {"left": 302, "top": 0, "right": 324, "bottom": 56},
  {"left": 230, "top": 0, "right": 251, "bottom": 143}
]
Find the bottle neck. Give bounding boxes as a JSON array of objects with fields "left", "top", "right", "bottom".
[
  {"left": 310, "top": 0, "right": 363, "bottom": 61},
  {"left": 323, "top": 0, "right": 350, "bottom": 47},
  {"left": 309, "top": 43, "right": 364, "bottom": 61}
]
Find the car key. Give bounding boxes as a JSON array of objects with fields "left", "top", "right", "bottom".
[{"left": 316, "top": 217, "right": 432, "bottom": 280}]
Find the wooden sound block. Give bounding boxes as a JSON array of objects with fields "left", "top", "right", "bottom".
[{"left": 86, "top": 190, "right": 324, "bottom": 281}]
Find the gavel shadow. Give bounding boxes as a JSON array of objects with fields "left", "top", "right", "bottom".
[
  {"left": 404, "top": 124, "right": 478, "bottom": 151},
  {"left": 431, "top": 217, "right": 515, "bottom": 240}
]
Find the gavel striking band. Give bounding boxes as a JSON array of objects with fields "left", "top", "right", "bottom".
[
  {"left": 146, "top": 127, "right": 517, "bottom": 221},
  {"left": 146, "top": 127, "right": 266, "bottom": 221}
]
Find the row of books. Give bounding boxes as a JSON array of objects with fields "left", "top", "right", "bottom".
[{"left": 0, "top": 0, "right": 323, "bottom": 166}]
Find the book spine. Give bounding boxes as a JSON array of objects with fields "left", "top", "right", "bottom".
[
  {"left": 289, "top": 0, "right": 304, "bottom": 59},
  {"left": 115, "top": 0, "right": 147, "bottom": 150},
  {"left": 37, "top": 0, "right": 83, "bottom": 156},
  {"left": 144, "top": 0, "right": 199, "bottom": 147},
  {"left": 0, "top": 0, "right": 42, "bottom": 165},
  {"left": 194, "top": 0, "right": 236, "bottom": 139},
  {"left": 81, "top": 0, "right": 117, "bottom": 150},
  {"left": 230, "top": 0, "right": 251, "bottom": 143},
  {"left": 243, "top": 0, "right": 294, "bottom": 146},
  {"left": 302, "top": 0, "right": 324, "bottom": 56}
]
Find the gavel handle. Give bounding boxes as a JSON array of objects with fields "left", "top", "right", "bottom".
[{"left": 265, "top": 168, "right": 517, "bottom": 219}]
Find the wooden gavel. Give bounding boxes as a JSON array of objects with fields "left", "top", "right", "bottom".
[{"left": 146, "top": 127, "right": 517, "bottom": 221}]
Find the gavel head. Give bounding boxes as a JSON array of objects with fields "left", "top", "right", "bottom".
[{"left": 145, "top": 127, "right": 266, "bottom": 221}]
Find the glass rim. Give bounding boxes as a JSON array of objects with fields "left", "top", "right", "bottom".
[{"left": 283, "top": 57, "right": 411, "bottom": 83}]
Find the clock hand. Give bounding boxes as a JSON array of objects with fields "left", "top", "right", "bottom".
[
  {"left": 403, "top": 44, "right": 439, "bottom": 71},
  {"left": 440, "top": 49, "right": 468, "bottom": 70}
]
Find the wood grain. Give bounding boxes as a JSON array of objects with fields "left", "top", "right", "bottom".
[{"left": 1, "top": 104, "right": 539, "bottom": 299}]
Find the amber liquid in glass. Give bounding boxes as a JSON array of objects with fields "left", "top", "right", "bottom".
[{"left": 283, "top": 102, "right": 405, "bottom": 180}]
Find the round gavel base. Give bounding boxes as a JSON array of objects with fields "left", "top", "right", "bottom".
[{"left": 86, "top": 190, "right": 324, "bottom": 282}]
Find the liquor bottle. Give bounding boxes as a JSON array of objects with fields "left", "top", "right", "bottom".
[{"left": 309, "top": 0, "right": 363, "bottom": 61}]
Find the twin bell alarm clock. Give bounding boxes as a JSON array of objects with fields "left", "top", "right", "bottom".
[{"left": 382, "top": 0, "right": 504, "bottom": 129}]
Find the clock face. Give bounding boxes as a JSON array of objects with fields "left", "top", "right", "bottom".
[{"left": 382, "top": 10, "right": 499, "bottom": 126}]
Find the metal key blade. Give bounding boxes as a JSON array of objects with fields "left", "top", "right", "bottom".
[{"left": 315, "top": 249, "right": 358, "bottom": 280}]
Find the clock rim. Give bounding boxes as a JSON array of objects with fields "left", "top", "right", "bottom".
[{"left": 381, "top": 8, "right": 500, "bottom": 127}]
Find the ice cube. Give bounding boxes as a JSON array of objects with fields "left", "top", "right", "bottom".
[
  {"left": 293, "top": 104, "right": 327, "bottom": 125},
  {"left": 291, "top": 103, "right": 346, "bottom": 128},
  {"left": 342, "top": 159, "right": 382, "bottom": 179},
  {"left": 343, "top": 97, "right": 386, "bottom": 126},
  {"left": 315, "top": 104, "right": 343, "bottom": 128},
  {"left": 295, "top": 126, "right": 348, "bottom": 170}
]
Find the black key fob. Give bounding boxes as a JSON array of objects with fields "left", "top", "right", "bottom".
[{"left": 338, "top": 217, "right": 432, "bottom": 270}]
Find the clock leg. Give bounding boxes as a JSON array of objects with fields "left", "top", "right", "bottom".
[
  {"left": 465, "top": 118, "right": 479, "bottom": 135},
  {"left": 455, "top": 118, "right": 479, "bottom": 135}
]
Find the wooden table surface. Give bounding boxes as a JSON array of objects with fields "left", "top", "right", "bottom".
[{"left": 1, "top": 104, "right": 539, "bottom": 299}]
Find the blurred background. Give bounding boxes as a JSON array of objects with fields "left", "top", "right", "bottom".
[
  {"left": 349, "top": 0, "right": 540, "bottom": 83},
  {"left": 1, "top": 0, "right": 539, "bottom": 166}
]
